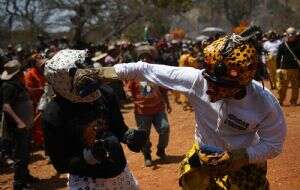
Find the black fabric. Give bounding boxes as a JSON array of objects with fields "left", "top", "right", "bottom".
[
  {"left": 42, "top": 85, "right": 129, "bottom": 178},
  {"left": 1, "top": 80, "right": 31, "bottom": 128},
  {"left": 277, "top": 40, "right": 300, "bottom": 69},
  {"left": 123, "top": 128, "right": 147, "bottom": 153},
  {"left": 1, "top": 80, "right": 29, "bottom": 104}
]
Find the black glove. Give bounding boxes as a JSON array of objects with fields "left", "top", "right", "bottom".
[
  {"left": 90, "top": 138, "right": 106, "bottom": 162},
  {"left": 91, "top": 131, "right": 124, "bottom": 163},
  {"left": 73, "top": 68, "right": 102, "bottom": 97},
  {"left": 123, "top": 128, "right": 147, "bottom": 152}
]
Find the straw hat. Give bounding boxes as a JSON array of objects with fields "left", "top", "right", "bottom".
[
  {"left": 135, "top": 45, "right": 158, "bottom": 59},
  {"left": 1, "top": 60, "right": 21, "bottom": 80},
  {"left": 286, "top": 27, "right": 296, "bottom": 36},
  {"left": 91, "top": 51, "right": 107, "bottom": 62}
]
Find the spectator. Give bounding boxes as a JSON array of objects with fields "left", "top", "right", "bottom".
[
  {"left": 127, "top": 45, "right": 171, "bottom": 167},
  {"left": 276, "top": 27, "right": 300, "bottom": 106},
  {"left": 23, "top": 53, "right": 46, "bottom": 147},
  {"left": 1, "top": 60, "right": 36, "bottom": 190},
  {"left": 263, "top": 30, "right": 282, "bottom": 89}
]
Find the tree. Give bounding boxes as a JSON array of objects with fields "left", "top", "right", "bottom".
[
  {"left": 223, "top": 0, "right": 258, "bottom": 26},
  {"left": 2, "top": 0, "right": 52, "bottom": 37}
]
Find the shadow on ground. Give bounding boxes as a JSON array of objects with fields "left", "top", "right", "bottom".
[
  {"left": 32, "top": 174, "right": 67, "bottom": 190},
  {"left": 152, "top": 154, "right": 185, "bottom": 165}
]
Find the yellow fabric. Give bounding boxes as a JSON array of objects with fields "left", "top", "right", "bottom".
[
  {"left": 179, "top": 143, "right": 211, "bottom": 190},
  {"left": 179, "top": 143, "right": 268, "bottom": 190},
  {"left": 276, "top": 69, "right": 299, "bottom": 104},
  {"left": 178, "top": 53, "right": 198, "bottom": 68},
  {"left": 266, "top": 54, "right": 277, "bottom": 88}
]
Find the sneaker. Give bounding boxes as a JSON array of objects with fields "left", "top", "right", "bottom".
[
  {"left": 13, "top": 181, "right": 34, "bottom": 190},
  {"left": 25, "top": 174, "right": 39, "bottom": 183},
  {"left": 144, "top": 159, "right": 152, "bottom": 167},
  {"left": 143, "top": 153, "right": 152, "bottom": 167},
  {"left": 156, "top": 149, "right": 167, "bottom": 160}
]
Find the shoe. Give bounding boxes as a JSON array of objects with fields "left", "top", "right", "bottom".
[
  {"left": 144, "top": 153, "right": 152, "bottom": 167},
  {"left": 156, "top": 149, "right": 167, "bottom": 160},
  {"left": 144, "top": 159, "right": 152, "bottom": 167},
  {"left": 5, "top": 158, "right": 15, "bottom": 166},
  {"left": 13, "top": 181, "right": 34, "bottom": 190},
  {"left": 26, "top": 174, "right": 39, "bottom": 183}
]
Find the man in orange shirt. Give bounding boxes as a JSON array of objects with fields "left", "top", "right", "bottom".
[
  {"left": 127, "top": 45, "right": 171, "bottom": 167},
  {"left": 24, "top": 53, "right": 46, "bottom": 146}
]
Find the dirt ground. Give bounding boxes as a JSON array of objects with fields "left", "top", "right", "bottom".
[{"left": 0, "top": 82, "right": 299, "bottom": 190}]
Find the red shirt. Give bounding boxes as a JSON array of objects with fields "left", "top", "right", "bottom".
[
  {"left": 127, "top": 80, "right": 166, "bottom": 115},
  {"left": 24, "top": 67, "right": 45, "bottom": 107}
]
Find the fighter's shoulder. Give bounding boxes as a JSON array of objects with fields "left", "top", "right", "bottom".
[
  {"left": 250, "top": 81, "right": 280, "bottom": 108},
  {"left": 42, "top": 98, "right": 66, "bottom": 126}
]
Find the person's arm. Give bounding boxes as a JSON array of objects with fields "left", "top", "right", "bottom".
[
  {"left": 101, "top": 85, "right": 147, "bottom": 152},
  {"left": 246, "top": 102, "right": 287, "bottom": 163},
  {"left": 2, "top": 83, "right": 26, "bottom": 128},
  {"left": 3, "top": 104, "right": 26, "bottom": 128},
  {"left": 114, "top": 61, "right": 201, "bottom": 94},
  {"left": 160, "top": 87, "right": 171, "bottom": 113},
  {"left": 276, "top": 45, "right": 283, "bottom": 69}
]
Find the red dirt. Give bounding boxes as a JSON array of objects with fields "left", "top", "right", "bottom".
[{"left": 0, "top": 82, "right": 299, "bottom": 190}]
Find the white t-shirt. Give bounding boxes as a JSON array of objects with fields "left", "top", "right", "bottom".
[
  {"left": 114, "top": 62, "right": 287, "bottom": 163},
  {"left": 263, "top": 40, "right": 282, "bottom": 55}
]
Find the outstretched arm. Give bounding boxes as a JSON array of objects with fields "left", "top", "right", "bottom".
[{"left": 114, "top": 61, "right": 200, "bottom": 94}]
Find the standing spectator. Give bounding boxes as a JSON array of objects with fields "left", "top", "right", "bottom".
[
  {"left": 24, "top": 53, "right": 46, "bottom": 147},
  {"left": 127, "top": 45, "right": 171, "bottom": 167},
  {"left": 276, "top": 27, "right": 300, "bottom": 106},
  {"left": 263, "top": 31, "right": 282, "bottom": 89},
  {"left": 91, "top": 51, "right": 107, "bottom": 68},
  {"left": 1, "top": 60, "right": 36, "bottom": 190}
]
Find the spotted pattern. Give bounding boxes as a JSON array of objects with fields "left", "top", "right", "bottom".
[
  {"left": 68, "top": 165, "right": 139, "bottom": 190},
  {"left": 44, "top": 49, "right": 101, "bottom": 103},
  {"left": 203, "top": 36, "right": 258, "bottom": 86}
]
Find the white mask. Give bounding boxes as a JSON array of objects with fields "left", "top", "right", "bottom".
[{"left": 44, "top": 49, "right": 101, "bottom": 103}]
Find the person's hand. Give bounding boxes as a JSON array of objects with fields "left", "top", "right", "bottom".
[
  {"left": 73, "top": 68, "right": 101, "bottom": 97},
  {"left": 167, "top": 105, "right": 172, "bottom": 114},
  {"left": 198, "top": 148, "right": 249, "bottom": 175},
  {"left": 17, "top": 121, "right": 27, "bottom": 129},
  {"left": 90, "top": 139, "right": 106, "bottom": 161},
  {"left": 123, "top": 128, "right": 147, "bottom": 152},
  {"left": 91, "top": 132, "right": 124, "bottom": 163},
  {"left": 73, "top": 68, "right": 118, "bottom": 97}
]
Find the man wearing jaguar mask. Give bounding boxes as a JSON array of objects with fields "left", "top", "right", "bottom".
[
  {"left": 74, "top": 26, "right": 286, "bottom": 190},
  {"left": 42, "top": 50, "right": 147, "bottom": 190}
]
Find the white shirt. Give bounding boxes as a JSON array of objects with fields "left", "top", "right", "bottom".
[
  {"left": 114, "top": 62, "right": 287, "bottom": 163},
  {"left": 263, "top": 40, "right": 282, "bottom": 55}
]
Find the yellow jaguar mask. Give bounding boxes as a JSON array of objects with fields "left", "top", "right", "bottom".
[{"left": 203, "top": 26, "right": 261, "bottom": 87}]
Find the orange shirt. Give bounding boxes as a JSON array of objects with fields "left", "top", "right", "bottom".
[
  {"left": 127, "top": 80, "right": 165, "bottom": 115},
  {"left": 178, "top": 53, "right": 198, "bottom": 68},
  {"left": 24, "top": 67, "right": 45, "bottom": 107}
]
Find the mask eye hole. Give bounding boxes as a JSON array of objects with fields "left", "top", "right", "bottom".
[
  {"left": 68, "top": 67, "right": 77, "bottom": 78},
  {"left": 214, "top": 63, "right": 227, "bottom": 77}
]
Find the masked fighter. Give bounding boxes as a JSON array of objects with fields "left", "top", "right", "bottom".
[
  {"left": 73, "top": 26, "right": 286, "bottom": 190},
  {"left": 42, "top": 50, "right": 146, "bottom": 190}
]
